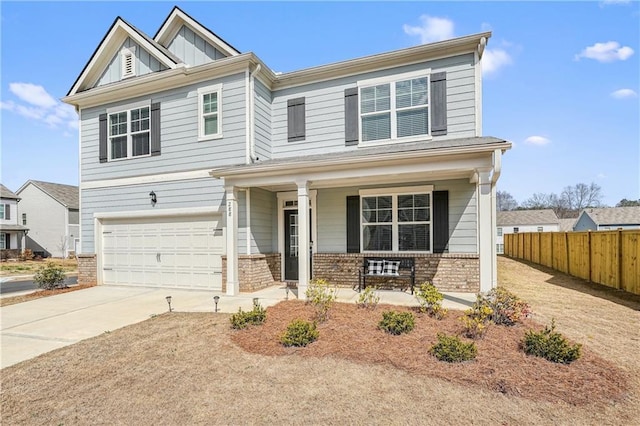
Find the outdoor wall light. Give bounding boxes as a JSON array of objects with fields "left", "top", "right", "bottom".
[
  {"left": 213, "top": 295, "right": 220, "bottom": 312},
  {"left": 149, "top": 191, "right": 157, "bottom": 205},
  {"left": 165, "top": 295, "right": 172, "bottom": 312}
]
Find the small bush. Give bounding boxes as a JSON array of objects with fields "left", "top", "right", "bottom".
[
  {"left": 378, "top": 310, "right": 415, "bottom": 335},
  {"left": 33, "top": 262, "right": 66, "bottom": 290},
  {"left": 415, "top": 282, "right": 447, "bottom": 319},
  {"left": 20, "top": 249, "right": 34, "bottom": 261},
  {"left": 305, "top": 278, "right": 337, "bottom": 322},
  {"left": 356, "top": 286, "right": 380, "bottom": 309},
  {"left": 429, "top": 333, "right": 477, "bottom": 363},
  {"left": 485, "top": 288, "right": 531, "bottom": 326},
  {"left": 522, "top": 319, "right": 582, "bottom": 364},
  {"left": 281, "top": 319, "right": 319, "bottom": 347},
  {"left": 230, "top": 304, "right": 267, "bottom": 329},
  {"left": 460, "top": 295, "right": 494, "bottom": 339}
]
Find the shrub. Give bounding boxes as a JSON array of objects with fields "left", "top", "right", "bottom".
[
  {"left": 378, "top": 310, "right": 415, "bottom": 335},
  {"left": 305, "top": 278, "right": 337, "bottom": 322},
  {"left": 460, "top": 295, "right": 494, "bottom": 339},
  {"left": 356, "top": 286, "right": 380, "bottom": 309},
  {"left": 415, "top": 282, "right": 447, "bottom": 319},
  {"left": 281, "top": 319, "right": 319, "bottom": 347},
  {"left": 33, "top": 262, "right": 66, "bottom": 290},
  {"left": 522, "top": 319, "right": 582, "bottom": 364},
  {"left": 485, "top": 288, "right": 531, "bottom": 326},
  {"left": 429, "top": 333, "right": 477, "bottom": 363},
  {"left": 230, "top": 303, "right": 267, "bottom": 329},
  {"left": 20, "top": 249, "right": 34, "bottom": 261}
]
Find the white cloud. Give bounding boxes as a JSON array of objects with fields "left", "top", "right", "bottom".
[
  {"left": 610, "top": 88, "right": 638, "bottom": 99},
  {"left": 3, "top": 82, "right": 77, "bottom": 131},
  {"left": 9, "top": 82, "right": 58, "bottom": 108},
  {"left": 0, "top": 100, "right": 16, "bottom": 110},
  {"left": 524, "top": 136, "right": 551, "bottom": 146},
  {"left": 403, "top": 15, "right": 455, "bottom": 44},
  {"left": 575, "top": 41, "right": 634, "bottom": 62},
  {"left": 482, "top": 48, "right": 513, "bottom": 77}
]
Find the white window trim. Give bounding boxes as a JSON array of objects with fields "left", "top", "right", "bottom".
[
  {"left": 359, "top": 185, "right": 434, "bottom": 253},
  {"left": 197, "top": 84, "right": 223, "bottom": 141},
  {"left": 357, "top": 69, "right": 432, "bottom": 146},
  {"left": 106, "top": 101, "right": 152, "bottom": 162},
  {"left": 121, "top": 46, "right": 136, "bottom": 79}
]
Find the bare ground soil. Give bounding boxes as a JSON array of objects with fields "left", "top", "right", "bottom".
[{"left": 1, "top": 257, "right": 638, "bottom": 425}]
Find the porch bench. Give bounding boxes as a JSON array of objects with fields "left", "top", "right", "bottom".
[{"left": 358, "top": 257, "right": 416, "bottom": 294}]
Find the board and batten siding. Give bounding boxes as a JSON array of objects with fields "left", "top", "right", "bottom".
[
  {"left": 254, "top": 79, "right": 272, "bottom": 161},
  {"left": 315, "top": 179, "right": 477, "bottom": 254},
  {"left": 96, "top": 38, "right": 168, "bottom": 87},
  {"left": 167, "top": 25, "right": 226, "bottom": 66},
  {"left": 270, "top": 53, "right": 477, "bottom": 159},
  {"left": 80, "top": 177, "right": 225, "bottom": 253},
  {"left": 80, "top": 72, "right": 246, "bottom": 181}
]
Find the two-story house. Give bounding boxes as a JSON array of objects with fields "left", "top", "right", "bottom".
[
  {"left": 574, "top": 207, "right": 640, "bottom": 231},
  {"left": 62, "top": 6, "right": 510, "bottom": 295},
  {"left": 496, "top": 209, "right": 559, "bottom": 254},
  {"left": 0, "top": 184, "right": 29, "bottom": 259}
]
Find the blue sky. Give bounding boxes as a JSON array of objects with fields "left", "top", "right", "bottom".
[{"left": 1, "top": 1, "right": 638, "bottom": 206}]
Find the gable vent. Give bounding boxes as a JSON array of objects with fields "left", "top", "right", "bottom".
[{"left": 121, "top": 47, "right": 136, "bottom": 79}]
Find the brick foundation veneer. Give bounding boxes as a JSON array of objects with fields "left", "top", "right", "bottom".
[
  {"left": 222, "top": 253, "right": 281, "bottom": 293},
  {"left": 312, "top": 253, "right": 480, "bottom": 292},
  {"left": 77, "top": 254, "right": 97, "bottom": 286}
]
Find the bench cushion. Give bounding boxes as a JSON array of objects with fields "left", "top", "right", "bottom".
[
  {"left": 383, "top": 260, "right": 400, "bottom": 276},
  {"left": 368, "top": 259, "right": 384, "bottom": 275}
]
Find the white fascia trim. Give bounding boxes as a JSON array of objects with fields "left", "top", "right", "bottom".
[
  {"left": 94, "top": 206, "right": 221, "bottom": 220},
  {"left": 82, "top": 169, "right": 213, "bottom": 190},
  {"left": 359, "top": 185, "right": 434, "bottom": 196}
]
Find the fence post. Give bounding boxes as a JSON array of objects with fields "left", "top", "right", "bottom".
[
  {"left": 587, "top": 231, "right": 591, "bottom": 283},
  {"left": 565, "top": 232, "right": 570, "bottom": 275},
  {"left": 618, "top": 230, "right": 623, "bottom": 290}
]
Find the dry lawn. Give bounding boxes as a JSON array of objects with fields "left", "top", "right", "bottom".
[
  {"left": 0, "top": 258, "right": 77, "bottom": 276},
  {"left": 1, "top": 257, "right": 639, "bottom": 425},
  {"left": 0, "top": 284, "right": 95, "bottom": 307}
]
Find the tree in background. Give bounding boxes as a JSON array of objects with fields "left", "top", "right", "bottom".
[
  {"left": 616, "top": 199, "right": 640, "bottom": 207},
  {"left": 497, "top": 190, "right": 518, "bottom": 211},
  {"left": 561, "top": 182, "right": 603, "bottom": 211}
]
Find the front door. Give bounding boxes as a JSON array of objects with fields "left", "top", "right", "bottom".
[{"left": 284, "top": 209, "right": 312, "bottom": 281}]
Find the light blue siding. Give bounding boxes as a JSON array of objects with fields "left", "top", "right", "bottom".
[
  {"left": 573, "top": 214, "right": 598, "bottom": 231},
  {"left": 81, "top": 72, "right": 247, "bottom": 181},
  {"left": 249, "top": 188, "right": 276, "bottom": 253},
  {"left": 167, "top": 25, "right": 226, "bottom": 66},
  {"left": 254, "top": 79, "right": 272, "bottom": 161},
  {"left": 96, "top": 38, "right": 168, "bottom": 87},
  {"left": 237, "top": 190, "right": 247, "bottom": 253}
]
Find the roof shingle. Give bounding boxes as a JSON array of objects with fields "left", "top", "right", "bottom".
[
  {"left": 18, "top": 181, "right": 79, "bottom": 209},
  {"left": 497, "top": 209, "right": 559, "bottom": 226},
  {"left": 582, "top": 207, "right": 640, "bottom": 226}
]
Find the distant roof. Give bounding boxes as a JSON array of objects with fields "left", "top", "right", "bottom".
[
  {"left": 581, "top": 207, "right": 640, "bottom": 226},
  {"left": 497, "top": 209, "right": 559, "bottom": 226},
  {"left": 17, "top": 180, "right": 79, "bottom": 209},
  {"left": 558, "top": 218, "right": 577, "bottom": 232},
  {"left": 0, "top": 184, "right": 20, "bottom": 200}
]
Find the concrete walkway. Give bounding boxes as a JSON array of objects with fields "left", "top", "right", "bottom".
[{"left": 0, "top": 284, "right": 475, "bottom": 369}]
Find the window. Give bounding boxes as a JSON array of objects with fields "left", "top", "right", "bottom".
[
  {"left": 537, "top": 226, "right": 544, "bottom": 232},
  {"left": 513, "top": 227, "right": 519, "bottom": 233},
  {"left": 22, "top": 213, "right": 27, "bottom": 225},
  {"left": 108, "top": 105, "right": 150, "bottom": 160},
  {"left": 0, "top": 204, "right": 4, "bottom": 219},
  {"left": 497, "top": 227, "right": 503, "bottom": 237},
  {"left": 121, "top": 47, "right": 136, "bottom": 78},
  {"left": 361, "top": 186, "right": 432, "bottom": 252},
  {"left": 0, "top": 204, "right": 9, "bottom": 220},
  {"left": 198, "top": 84, "right": 223, "bottom": 140},
  {"left": 497, "top": 244, "right": 504, "bottom": 254},
  {"left": 0, "top": 232, "right": 5, "bottom": 249},
  {"left": 359, "top": 71, "right": 429, "bottom": 143}
]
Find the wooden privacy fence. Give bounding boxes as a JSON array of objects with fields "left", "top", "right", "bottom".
[{"left": 504, "top": 230, "right": 640, "bottom": 296}]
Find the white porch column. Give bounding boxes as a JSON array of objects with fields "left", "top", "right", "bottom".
[
  {"left": 297, "top": 181, "right": 310, "bottom": 297},
  {"left": 225, "top": 186, "right": 239, "bottom": 296},
  {"left": 477, "top": 170, "right": 495, "bottom": 293},
  {"left": 21, "top": 232, "right": 26, "bottom": 254}
]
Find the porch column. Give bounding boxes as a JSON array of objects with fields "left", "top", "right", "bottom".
[
  {"left": 476, "top": 170, "right": 495, "bottom": 293},
  {"left": 21, "top": 232, "right": 26, "bottom": 254},
  {"left": 297, "top": 181, "right": 311, "bottom": 297},
  {"left": 225, "top": 186, "right": 239, "bottom": 295}
]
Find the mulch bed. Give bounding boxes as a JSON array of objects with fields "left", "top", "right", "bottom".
[{"left": 232, "top": 301, "right": 629, "bottom": 406}]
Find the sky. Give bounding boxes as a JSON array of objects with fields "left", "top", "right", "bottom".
[{"left": 1, "top": 1, "right": 638, "bottom": 206}]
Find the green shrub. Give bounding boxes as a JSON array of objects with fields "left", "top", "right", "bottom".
[
  {"left": 415, "top": 282, "right": 447, "bottom": 319},
  {"left": 356, "top": 286, "right": 380, "bottom": 309},
  {"left": 230, "top": 303, "right": 267, "bottom": 329},
  {"left": 522, "top": 319, "right": 582, "bottom": 364},
  {"left": 485, "top": 288, "right": 531, "bottom": 326},
  {"left": 281, "top": 319, "right": 319, "bottom": 347},
  {"left": 460, "top": 295, "right": 494, "bottom": 339},
  {"left": 378, "top": 310, "right": 415, "bottom": 335},
  {"left": 429, "top": 333, "right": 477, "bottom": 363},
  {"left": 305, "top": 278, "right": 337, "bottom": 322},
  {"left": 33, "top": 262, "right": 66, "bottom": 290}
]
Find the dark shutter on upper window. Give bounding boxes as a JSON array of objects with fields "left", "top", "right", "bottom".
[
  {"left": 4, "top": 204, "right": 10, "bottom": 220},
  {"left": 150, "top": 102, "right": 161, "bottom": 156},
  {"left": 99, "top": 113, "right": 108, "bottom": 163},
  {"left": 433, "top": 190, "right": 449, "bottom": 253},
  {"left": 431, "top": 72, "right": 447, "bottom": 136},
  {"left": 287, "top": 97, "right": 305, "bottom": 142},
  {"left": 346, "top": 195, "right": 360, "bottom": 253},
  {"left": 344, "top": 88, "right": 359, "bottom": 146}
]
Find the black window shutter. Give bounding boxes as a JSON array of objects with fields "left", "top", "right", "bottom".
[
  {"left": 346, "top": 195, "right": 360, "bottom": 253},
  {"left": 287, "top": 97, "right": 305, "bottom": 142},
  {"left": 433, "top": 190, "right": 449, "bottom": 253},
  {"left": 99, "top": 113, "right": 108, "bottom": 163},
  {"left": 151, "top": 102, "right": 161, "bottom": 156},
  {"left": 344, "top": 87, "right": 359, "bottom": 146},
  {"left": 5, "top": 204, "right": 10, "bottom": 220},
  {"left": 431, "top": 72, "right": 447, "bottom": 136},
  {"left": 5, "top": 233, "right": 9, "bottom": 249}
]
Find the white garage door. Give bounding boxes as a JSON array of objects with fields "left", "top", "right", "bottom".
[{"left": 101, "top": 215, "right": 224, "bottom": 290}]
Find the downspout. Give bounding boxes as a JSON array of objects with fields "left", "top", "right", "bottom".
[
  {"left": 245, "top": 69, "right": 251, "bottom": 164},
  {"left": 249, "top": 64, "right": 261, "bottom": 162}
]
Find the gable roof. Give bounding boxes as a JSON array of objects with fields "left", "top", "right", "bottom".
[
  {"left": 17, "top": 180, "right": 79, "bottom": 210},
  {"left": 0, "top": 184, "right": 20, "bottom": 200},
  {"left": 580, "top": 207, "right": 640, "bottom": 226},
  {"left": 497, "top": 209, "right": 559, "bottom": 226},
  {"left": 558, "top": 218, "right": 577, "bottom": 232}
]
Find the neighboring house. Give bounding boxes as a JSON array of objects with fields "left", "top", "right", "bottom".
[
  {"left": 496, "top": 209, "right": 559, "bottom": 254},
  {"left": 558, "top": 218, "right": 577, "bottom": 232},
  {"left": 574, "top": 207, "right": 640, "bottom": 231},
  {"left": 62, "top": 6, "right": 511, "bottom": 295},
  {"left": 0, "top": 184, "right": 28, "bottom": 258},
  {"left": 16, "top": 180, "right": 80, "bottom": 258}
]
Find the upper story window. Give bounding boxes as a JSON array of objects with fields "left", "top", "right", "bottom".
[
  {"left": 513, "top": 227, "right": 519, "bottom": 233},
  {"left": 198, "top": 84, "right": 223, "bottom": 141},
  {"left": 121, "top": 47, "right": 136, "bottom": 79},
  {"left": 0, "top": 204, "right": 9, "bottom": 220},
  {"left": 108, "top": 105, "right": 150, "bottom": 160},
  {"left": 497, "top": 227, "right": 503, "bottom": 237},
  {"left": 22, "top": 213, "right": 27, "bottom": 225}
]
